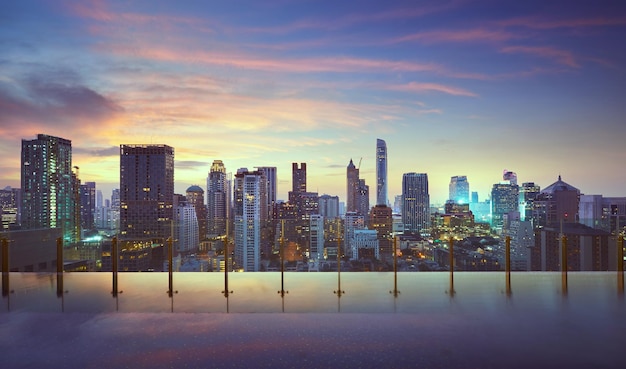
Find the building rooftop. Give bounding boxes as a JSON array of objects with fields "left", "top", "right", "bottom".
[{"left": 541, "top": 175, "right": 580, "bottom": 194}]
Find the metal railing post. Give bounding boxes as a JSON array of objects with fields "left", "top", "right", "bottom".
[
  {"left": 56, "top": 237, "right": 64, "bottom": 298},
  {"left": 618, "top": 235, "right": 624, "bottom": 295},
  {"left": 449, "top": 237, "right": 455, "bottom": 296},
  {"left": 561, "top": 234, "right": 568, "bottom": 295},
  {"left": 111, "top": 237, "right": 118, "bottom": 298},
  {"left": 1, "top": 238, "right": 8, "bottom": 297},
  {"left": 390, "top": 236, "right": 399, "bottom": 297},
  {"left": 505, "top": 236, "right": 511, "bottom": 295}
]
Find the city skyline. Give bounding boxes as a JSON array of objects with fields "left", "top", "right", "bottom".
[{"left": 1, "top": 1, "right": 625, "bottom": 204}]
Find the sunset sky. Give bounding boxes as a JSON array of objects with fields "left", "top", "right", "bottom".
[{"left": 1, "top": 0, "right": 625, "bottom": 204}]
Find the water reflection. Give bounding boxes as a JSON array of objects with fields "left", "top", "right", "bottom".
[{"left": 0, "top": 272, "right": 624, "bottom": 314}]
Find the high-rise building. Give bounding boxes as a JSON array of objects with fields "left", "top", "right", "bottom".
[
  {"left": 207, "top": 160, "right": 229, "bottom": 237},
  {"left": 21, "top": 134, "right": 78, "bottom": 243},
  {"left": 256, "top": 166, "right": 277, "bottom": 220},
  {"left": 449, "top": 175, "right": 469, "bottom": 204},
  {"left": 352, "top": 229, "right": 380, "bottom": 260},
  {"left": 402, "top": 173, "right": 430, "bottom": 233},
  {"left": 369, "top": 205, "right": 393, "bottom": 261},
  {"left": 0, "top": 186, "right": 21, "bottom": 230},
  {"left": 519, "top": 182, "right": 540, "bottom": 223},
  {"left": 393, "top": 195, "right": 402, "bottom": 214},
  {"left": 530, "top": 223, "right": 611, "bottom": 271},
  {"left": 174, "top": 196, "right": 199, "bottom": 254},
  {"left": 292, "top": 163, "right": 306, "bottom": 194},
  {"left": 318, "top": 194, "right": 339, "bottom": 219},
  {"left": 186, "top": 185, "right": 207, "bottom": 240},
  {"left": 119, "top": 144, "right": 174, "bottom": 243},
  {"left": 288, "top": 162, "right": 318, "bottom": 250},
  {"left": 309, "top": 214, "right": 324, "bottom": 264},
  {"left": 234, "top": 168, "right": 267, "bottom": 272},
  {"left": 376, "top": 139, "right": 387, "bottom": 206},
  {"left": 346, "top": 159, "right": 359, "bottom": 213},
  {"left": 532, "top": 176, "right": 580, "bottom": 228},
  {"left": 355, "top": 179, "right": 370, "bottom": 221},
  {"left": 471, "top": 191, "right": 479, "bottom": 204},
  {"left": 491, "top": 182, "right": 519, "bottom": 230},
  {"left": 579, "top": 195, "right": 626, "bottom": 233},
  {"left": 344, "top": 212, "right": 365, "bottom": 258},
  {"left": 80, "top": 181, "right": 96, "bottom": 231}
]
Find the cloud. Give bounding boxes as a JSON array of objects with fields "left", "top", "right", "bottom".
[
  {"left": 393, "top": 28, "right": 516, "bottom": 44},
  {"left": 73, "top": 146, "right": 119, "bottom": 157},
  {"left": 385, "top": 82, "right": 478, "bottom": 97},
  {"left": 175, "top": 160, "right": 210, "bottom": 170},
  {"left": 500, "top": 46, "right": 580, "bottom": 68},
  {"left": 99, "top": 44, "right": 444, "bottom": 75},
  {"left": 0, "top": 70, "right": 123, "bottom": 137}
]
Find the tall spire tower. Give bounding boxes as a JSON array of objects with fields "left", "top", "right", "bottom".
[{"left": 376, "top": 139, "right": 387, "bottom": 206}]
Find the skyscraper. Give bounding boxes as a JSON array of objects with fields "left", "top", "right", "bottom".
[
  {"left": 234, "top": 168, "right": 267, "bottom": 271},
  {"left": 309, "top": 214, "right": 324, "bottom": 265},
  {"left": 21, "top": 134, "right": 77, "bottom": 243},
  {"left": 449, "top": 175, "right": 469, "bottom": 204},
  {"left": 491, "top": 182, "right": 519, "bottom": 230},
  {"left": 0, "top": 186, "right": 21, "bottom": 230},
  {"left": 402, "top": 173, "right": 430, "bottom": 233},
  {"left": 186, "top": 185, "right": 207, "bottom": 240},
  {"left": 119, "top": 144, "right": 174, "bottom": 242},
  {"left": 355, "top": 179, "right": 370, "bottom": 221},
  {"left": 174, "top": 195, "right": 199, "bottom": 254},
  {"left": 207, "top": 160, "right": 229, "bottom": 237},
  {"left": 519, "top": 182, "right": 540, "bottom": 222},
  {"left": 376, "top": 139, "right": 387, "bottom": 206},
  {"left": 346, "top": 159, "right": 359, "bottom": 213},
  {"left": 369, "top": 205, "right": 393, "bottom": 261},
  {"left": 292, "top": 163, "right": 306, "bottom": 194},
  {"left": 344, "top": 212, "right": 365, "bottom": 259},
  {"left": 532, "top": 175, "right": 580, "bottom": 227},
  {"left": 256, "top": 166, "right": 277, "bottom": 220},
  {"left": 80, "top": 181, "right": 96, "bottom": 231},
  {"left": 318, "top": 194, "right": 339, "bottom": 219}
]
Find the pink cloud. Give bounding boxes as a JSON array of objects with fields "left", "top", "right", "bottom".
[
  {"left": 393, "top": 28, "right": 517, "bottom": 44},
  {"left": 67, "top": 0, "right": 213, "bottom": 32},
  {"left": 385, "top": 82, "right": 478, "bottom": 97},
  {"left": 500, "top": 46, "right": 580, "bottom": 68},
  {"left": 98, "top": 43, "right": 445, "bottom": 74}
]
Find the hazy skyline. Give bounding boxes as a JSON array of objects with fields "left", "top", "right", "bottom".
[{"left": 1, "top": 0, "right": 625, "bottom": 204}]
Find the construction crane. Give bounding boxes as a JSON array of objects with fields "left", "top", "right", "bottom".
[{"left": 358, "top": 157, "right": 362, "bottom": 170}]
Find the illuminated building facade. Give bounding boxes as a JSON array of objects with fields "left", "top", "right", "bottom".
[
  {"left": 369, "top": 205, "right": 393, "bottom": 261},
  {"left": 21, "top": 134, "right": 77, "bottom": 243},
  {"left": 491, "top": 182, "right": 519, "bottom": 230},
  {"left": 207, "top": 160, "right": 229, "bottom": 237},
  {"left": 402, "top": 173, "right": 430, "bottom": 233},
  {"left": 119, "top": 144, "right": 174, "bottom": 243},
  {"left": 234, "top": 169, "right": 267, "bottom": 271},
  {"left": 449, "top": 175, "right": 469, "bottom": 204}
]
